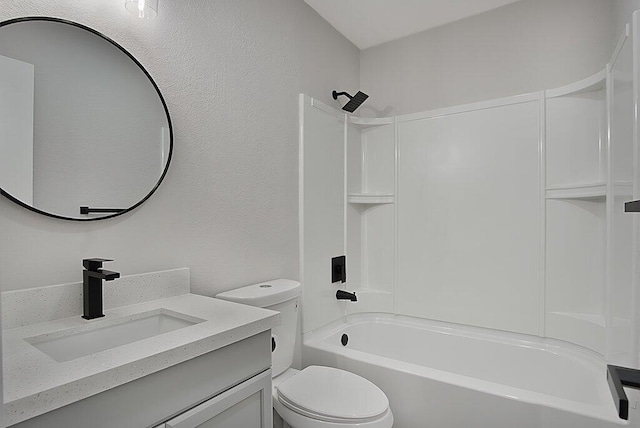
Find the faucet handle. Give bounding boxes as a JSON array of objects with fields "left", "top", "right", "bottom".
[{"left": 83, "top": 258, "right": 114, "bottom": 271}]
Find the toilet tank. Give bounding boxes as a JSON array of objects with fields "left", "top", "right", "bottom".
[{"left": 215, "top": 279, "right": 301, "bottom": 377}]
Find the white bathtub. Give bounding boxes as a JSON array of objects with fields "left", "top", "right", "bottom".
[{"left": 302, "top": 313, "right": 627, "bottom": 428}]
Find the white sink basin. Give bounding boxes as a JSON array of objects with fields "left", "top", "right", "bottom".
[{"left": 26, "top": 309, "right": 204, "bottom": 362}]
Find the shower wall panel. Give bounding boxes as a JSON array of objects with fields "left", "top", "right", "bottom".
[
  {"left": 396, "top": 100, "right": 541, "bottom": 335},
  {"left": 346, "top": 124, "right": 363, "bottom": 298},
  {"left": 609, "top": 24, "right": 635, "bottom": 366},
  {"left": 299, "top": 95, "right": 346, "bottom": 333}
]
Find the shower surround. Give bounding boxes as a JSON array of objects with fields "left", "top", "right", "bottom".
[{"left": 299, "top": 18, "right": 639, "bottom": 425}]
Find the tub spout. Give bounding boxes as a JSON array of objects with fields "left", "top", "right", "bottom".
[{"left": 336, "top": 290, "right": 357, "bottom": 302}]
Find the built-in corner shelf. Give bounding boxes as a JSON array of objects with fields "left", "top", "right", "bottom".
[
  {"left": 347, "top": 193, "right": 394, "bottom": 204},
  {"left": 549, "top": 311, "right": 605, "bottom": 328},
  {"left": 545, "top": 68, "right": 606, "bottom": 99},
  {"left": 348, "top": 116, "right": 394, "bottom": 129},
  {"left": 545, "top": 182, "right": 632, "bottom": 200},
  {"left": 546, "top": 183, "right": 606, "bottom": 199}
]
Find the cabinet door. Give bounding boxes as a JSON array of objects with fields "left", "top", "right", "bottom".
[{"left": 163, "top": 370, "right": 272, "bottom": 428}]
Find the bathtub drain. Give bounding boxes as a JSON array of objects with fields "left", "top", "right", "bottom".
[{"left": 341, "top": 334, "right": 348, "bottom": 346}]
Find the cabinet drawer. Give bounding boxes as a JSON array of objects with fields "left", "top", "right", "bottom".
[{"left": 162, "top": 370, "right": 272, "bottom": 428}]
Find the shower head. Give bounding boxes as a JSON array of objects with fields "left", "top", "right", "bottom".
[{"left": 332, "top": 90, "right": 369, "bottom": 113}]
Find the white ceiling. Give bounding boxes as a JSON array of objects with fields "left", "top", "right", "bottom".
[{"left": 303, "top": 0, "right": 525, "bottom": 50}]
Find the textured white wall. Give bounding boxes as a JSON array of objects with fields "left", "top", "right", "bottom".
[
  {"left": 360, "top": 0, "right": 613, "bottom": 116},
  {"left": 0, "top": 0, "right": 359, "bottom": 294},
  {"left": 613, "top": 0, "right": 640, "bottom": 43}
]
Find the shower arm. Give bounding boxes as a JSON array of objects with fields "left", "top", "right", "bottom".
[{"left": 332, "top": 91, "right": 353, "bottom": 100}]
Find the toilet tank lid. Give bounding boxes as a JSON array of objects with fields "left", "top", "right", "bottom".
[{"left": 215, "top": 279, "right": 301, "bottom": 308}]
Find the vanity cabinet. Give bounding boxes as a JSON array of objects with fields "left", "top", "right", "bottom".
[{"left": 10, "top": 331, "right": 272, "bottom": 428}]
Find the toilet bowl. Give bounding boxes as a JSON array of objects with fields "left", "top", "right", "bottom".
[
  {"left": 272, "top": 367, "right": 393, "bottom": 428},
  {"left": 216, "top": 280, "right": 393, "bottom": 428}
]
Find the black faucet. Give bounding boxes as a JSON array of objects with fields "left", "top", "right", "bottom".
[
  {"left": 336, "top": 290, "right": 357, "bottom": 302},
  {"left": 82, "top": 258, "right": 120, "bottom": 320}
]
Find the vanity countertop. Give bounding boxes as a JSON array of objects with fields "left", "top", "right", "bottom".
[{"left": 3, "top": 293, "right": 279, "bottom": 426}]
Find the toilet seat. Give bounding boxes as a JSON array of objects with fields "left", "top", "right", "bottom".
[{"left": 274, "top": 366, "right": 392, "bottom": 426}]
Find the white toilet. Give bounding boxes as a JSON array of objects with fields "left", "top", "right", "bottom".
[{"left": 216, "top": 279, "right": 394, "bottom": 428}]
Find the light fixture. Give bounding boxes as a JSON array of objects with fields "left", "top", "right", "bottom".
[{"left": 125, "top": 0, "right": 158, "bottom": 19}]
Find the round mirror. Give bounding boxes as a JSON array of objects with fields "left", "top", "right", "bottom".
[{"left": 0, "top": 17, "right": 172, "bottom": 220}]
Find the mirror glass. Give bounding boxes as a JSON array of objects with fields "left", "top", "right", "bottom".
[{"left": 0, "top": 18, "right": 172, "bottom": 220}]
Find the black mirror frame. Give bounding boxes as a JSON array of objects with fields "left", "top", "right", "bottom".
[{"left": 0, "top": 16, "right": 173, "bottom": 221}]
